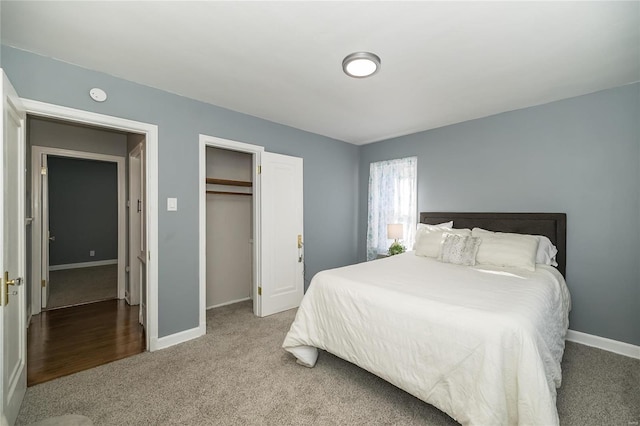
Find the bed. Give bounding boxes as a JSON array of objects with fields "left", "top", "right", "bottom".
[{"left": 282, "top": 212, "right": 570, "bottom": 425}]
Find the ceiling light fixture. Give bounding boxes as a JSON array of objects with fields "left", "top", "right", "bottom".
[{"left": 342, "top": 52, "right": 381, "bottom": 78}]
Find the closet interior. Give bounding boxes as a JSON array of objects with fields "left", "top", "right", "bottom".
[{"left": 205, "top": 147, "right": 253, "bottom": 309}]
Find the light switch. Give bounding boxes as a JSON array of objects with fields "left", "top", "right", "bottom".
[{"left": 167, "top": 197, "right": 178, "bottom": 211}]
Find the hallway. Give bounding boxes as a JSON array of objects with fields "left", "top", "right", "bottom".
[
  {"left": 47, "top": 264, "right": 117, "bottom": 310},
  {"left": 28, "top": 299, "right": 145, "bottom": 386}
]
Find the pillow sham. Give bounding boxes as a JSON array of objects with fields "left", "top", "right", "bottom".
[
  {"left": 472, "top": 228, "right": 538, "bottom": 271},
  {"left": 437, "top": 233, "right": 481, "bottom": 266},
  {"left": 413, "top": 221, "right": 454, "bottom": 250},
  {"left": 472, "top": 228, "right": 558, "bottom": 266},
  {"left": 415, "top": 228, "right": 471, "bottom": 258},
  {"left": 535, "top": 235, "right": 559, "bottom": 267}
]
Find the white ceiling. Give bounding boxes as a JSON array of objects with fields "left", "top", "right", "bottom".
[{"left": 2, "top": 1, "right": 639, "bottom": 145}]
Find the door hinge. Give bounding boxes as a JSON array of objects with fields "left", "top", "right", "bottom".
[
  {"left": 127, "top": 200, "right": 131, "bottom": 208},
  {"left": 258, "top": 286, "right": 262, "bottom": 296},
  {"left": 41, "top": 279, "right": 46, "bottom": 288},
  {"left": 125, "top": 265, "right": 130, "bottom": 273},
  {"left": 257, "top": 165, "right": 261, "bottom": 175},
  {"left": 40, "top": 167, "right": 47, "bottom": 175}
]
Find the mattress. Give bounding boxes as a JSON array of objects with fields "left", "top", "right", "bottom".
[{"left": 282, "top": 252, "right": 571, "bottom": 425}]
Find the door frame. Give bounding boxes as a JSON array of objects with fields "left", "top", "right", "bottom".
[
  {"left": 22, "top": 99, "right": 160, "bottom": 351},
  {"left": 31, "top": 146, "right": 126, "bottom": 312},
  {"left": 199, "top": 135, "right": 263, "bottom": 328}
]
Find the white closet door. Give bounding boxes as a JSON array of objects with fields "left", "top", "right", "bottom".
[{"left": 259, "top": 152, "right": 303, "bottom": 317}]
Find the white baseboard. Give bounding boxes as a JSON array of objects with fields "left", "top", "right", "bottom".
[
  {"left": 154, "top": 325, "right": 206, "bottom": 351},
  {"left": 567, "top": 329, "right": 640, "bottom": 360},
  {"left": 153, "top": 298, "right": 251, "bottom": 351},
  {"left": 49, "top": 259, "right": 118, "bottom": 271},
  {"left": 206, "top": 297, "right": 251, "bottom": 310}
]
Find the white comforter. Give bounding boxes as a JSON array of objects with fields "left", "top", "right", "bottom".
[{"left": 282, "top": 253, "right": 571, "bottom": 426}]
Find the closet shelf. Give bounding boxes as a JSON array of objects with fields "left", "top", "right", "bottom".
[
  {"left": 205, "top": 178, "right": 252, "bottom": 187},
  {"left": 206, "top": 190, "right": 252, "bottom": 196}
]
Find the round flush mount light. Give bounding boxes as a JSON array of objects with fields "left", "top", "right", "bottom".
[
  {"left": 342, "top": 52, "right": 381, "bottom": 78},
  {"left": 89, "top": 88, "right": 107, "bottom": 102}
]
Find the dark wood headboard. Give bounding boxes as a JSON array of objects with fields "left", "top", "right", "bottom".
[{"left": 420, "top": 212, "right": 567, "bottom": 277}]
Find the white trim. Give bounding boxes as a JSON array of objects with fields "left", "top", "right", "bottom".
[
  {"left": 31, "top": 146, "right": 127, "bottom": 307},
  {"left": 206, "top": 297, "right": 251, "bottom": 311},
  {"left": 154, "top": 325, "right": 205, "bottom": 351},
  {"left": 199, "top": 135, "right": 264, "bottom": 328},
  {"left": 49, "top": 259, "right": 118, "bottom": 271},
  {"left": 567, "top": 329, "right": 640, "bottom": 360},
  {"left": 22, "top": 98, "right": 160, "bottom": 352}
]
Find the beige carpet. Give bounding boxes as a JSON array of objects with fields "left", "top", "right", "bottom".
[
  {"left": 16, "top": 301, "right": 640, "bottom": 425},
  {"left": 47, "top": 265, "right": 117, "bottom": 309},
  {"left": 27, "top": 415, "right": 92, "bottom": 426}
]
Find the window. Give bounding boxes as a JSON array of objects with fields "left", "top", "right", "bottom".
[{"left": 366, "top": 156, "right": 417, "bottom": 260}]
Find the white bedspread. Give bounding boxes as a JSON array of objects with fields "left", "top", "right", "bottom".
[{"left": 282, "top": 253, "right": 571, "bottom": 425}]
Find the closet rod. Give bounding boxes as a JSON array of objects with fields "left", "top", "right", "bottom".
[{"left": 206, "top": 190, "right": 252, "bottom": 196}]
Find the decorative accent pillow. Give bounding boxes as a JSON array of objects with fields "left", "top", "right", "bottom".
[
  {"left": 413, "top": 221, "right": 454, "bottom": 250},
  {"left": 437, "top": 233, "right": 481, "bottom": 266},
  {"left": 415, "top": 228, "right": 471, "bottom": 258},
  {"left": 471, "top": 228, "right": 538, "bottom": 271}
]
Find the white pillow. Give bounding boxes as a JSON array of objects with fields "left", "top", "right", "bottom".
[
  {"left": 413, "top": 221, "right": 453, "bottom": 250},
  {"left": 535, "top": 235, "right": 559, "bottom": 267},
  {"left": 472, "top": 228, "right": 538, "bottom": 272},
  {"left": 415, "top": 228, "right": 471, "bottom": 258},
  {"left": 437, "top": 233, "right": 481, "bottom": 266},
  {"left": 472, "top": 228, "right": 558, "bottom": 267},
  {"left": 471, "top": 228, "right": 496, "bottom": 239}
]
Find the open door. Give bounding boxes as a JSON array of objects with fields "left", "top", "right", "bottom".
[
  {"left": 1, "top": 71, "right": 27, "bottom": 425},
  {"left": 40, "top": 154, "right": 50, "bottom": 308},
  {"left": 128, "top": 142, "right": 146, "bottom": 329},
  {"left": 259, "top": 152, "right": 304, "bottom": 317}
]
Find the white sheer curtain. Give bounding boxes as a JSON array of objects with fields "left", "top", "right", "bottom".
[{"left": 366, "top": 157, "right": 417, "bottom": 260}]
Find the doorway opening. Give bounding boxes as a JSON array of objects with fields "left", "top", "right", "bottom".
[
  {"left": 21, "top": 99, "right": 159, "bottom": 351},
  {"left": 30, "top": 141, "right": 126, "bottom": 314},
  {"left": 199, "top": 136, "right": 263, "bottom": 331},
  {"left": 43, "top": 155, "right": 119, "bottom": 310},
  {"left": 23, "top": 108, "right": 156, "bottom": 384},
  {"left": 198, "top": 134, "right": 305, "bottom": 330},
  {"left": 205, "top": 147, "right": 254, "bottom": 312}
]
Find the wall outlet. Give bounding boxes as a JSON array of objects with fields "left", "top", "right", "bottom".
[{"left": 90, "top": 250, "right": 95, "bottom": 257}]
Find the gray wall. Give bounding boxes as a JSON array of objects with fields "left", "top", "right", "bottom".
[
  {"left": 358, "top": 83, "right": 640, "bottom": 346},
  {"left": 2, "top": 45, "right": 359, "bottom": 338},
  {"left": 47, "top": 156, "right": 118, "bottom": 265}
]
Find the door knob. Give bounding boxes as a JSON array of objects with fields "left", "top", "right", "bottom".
[
  {"left": 3, "top": 271, "right": 22, "bottom": 306},
  {"left": 49, "top": 235, "right": 56, "bottom": 241},
  {"left": 4, "top": 271, "right": 20, "bottom": 285}
]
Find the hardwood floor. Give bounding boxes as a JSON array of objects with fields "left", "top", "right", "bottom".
[{"left": 27, "top": 299, "right": 145, "bottom": 386}]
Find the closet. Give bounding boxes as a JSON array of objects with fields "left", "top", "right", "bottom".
[{"left": 205, "top": 147, "right": 253, "bottom": 309}]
